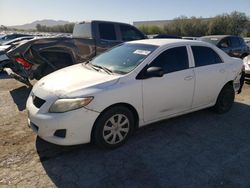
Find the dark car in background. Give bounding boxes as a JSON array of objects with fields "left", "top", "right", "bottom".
[
  {"left": 199, "top": 35, "right": 250, "bottom": 59},
  {"left": 200, "top": 35, "right": 250, "bottom": 93},
  {"left": 0, "top": 33, "right": 32, "bottom": 43},
  {"left": 153, "top": 34, "right": 181, "bottom": 39}
]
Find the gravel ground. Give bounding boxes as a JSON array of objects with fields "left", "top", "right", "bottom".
[{"left": 0, "top": 74, "right": 250, "bottom": 188}]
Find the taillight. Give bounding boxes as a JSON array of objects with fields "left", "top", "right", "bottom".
[{"left": 15, "top": 57, "right": 32, "bottom": 70}]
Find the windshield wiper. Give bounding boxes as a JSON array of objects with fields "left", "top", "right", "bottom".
[
  {"left": 82, "top": 61, "right": 96, "bottom": 70},
  {"left": 88, "top": 63, "right": 113, "bottom": 74}
]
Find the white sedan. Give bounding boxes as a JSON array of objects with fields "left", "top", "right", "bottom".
[{"left": 27, "top": 39, "right": 243, "bottom": 149}]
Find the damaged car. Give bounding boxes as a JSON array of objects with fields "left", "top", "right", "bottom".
[{"left": 4, "top": 20, "right": 146, "bottom": 86}]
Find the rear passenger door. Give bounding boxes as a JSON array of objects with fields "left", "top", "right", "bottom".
[
  {"left": 191, "top": 46, "right": 226, "bottom": 108},
  {"left": 142, "top": 46, "right": 195, "bottom": 122}
]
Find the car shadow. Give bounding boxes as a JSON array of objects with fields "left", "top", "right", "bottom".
[
  {"left": 10, "top": 86, "right": 31, "bottom": 111},
  {"left": 36, "top": 102, "right": 250, "bottom": 188}
]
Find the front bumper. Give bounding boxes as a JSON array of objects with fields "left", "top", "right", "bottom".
[{"left": 27, "top": 94, "right": 100, "bottom": 146}]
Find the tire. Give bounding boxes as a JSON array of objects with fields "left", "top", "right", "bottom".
[
  {"left": 213, "top": 84, "right": 235, "bottom": 114},
  {"left": 93, "top": 106, "right": 135, "bottom": 149}
]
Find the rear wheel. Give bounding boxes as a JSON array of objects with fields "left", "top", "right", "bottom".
[
  {"left": 213, "top": 84, "right": 235, "bottom": 114},
  {"left": 93, "top": 106, "right": 135, "bottom": 149}
]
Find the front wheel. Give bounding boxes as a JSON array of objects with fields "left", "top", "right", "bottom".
[
  {"left": 213, "top": 84, "right": 235, "bottom": 114},
  {"left": 93, "top": 106, "right": 135, "bottom": 149}
]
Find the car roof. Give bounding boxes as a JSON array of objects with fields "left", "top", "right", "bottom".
[{"left": 128, "top": 39, "right": 206, "bottom": 47}]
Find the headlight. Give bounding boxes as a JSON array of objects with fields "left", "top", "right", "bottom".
[{"left": 49, "top": 97, "right": 94, "bottom": 113}]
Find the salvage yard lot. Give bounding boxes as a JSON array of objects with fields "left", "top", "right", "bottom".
[{"left": 0, "top": 73, "right": 250, "bottom": 188}]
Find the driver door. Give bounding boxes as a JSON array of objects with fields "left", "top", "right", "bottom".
[{"left": 141, "top": 46, "right": 195, "bottom": 122}]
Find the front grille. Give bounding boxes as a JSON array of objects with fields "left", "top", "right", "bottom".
[{"left": 33, "top": 96, "right": 46, "bottom": 108}]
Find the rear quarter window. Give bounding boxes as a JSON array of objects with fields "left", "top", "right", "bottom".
[{"left": 192, "top": 46, "right": 223, "bottom": 67}]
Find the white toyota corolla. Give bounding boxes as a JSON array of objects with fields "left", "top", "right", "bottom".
[{"left": 27, "top": 39, "right": 243, "bottom": 149}]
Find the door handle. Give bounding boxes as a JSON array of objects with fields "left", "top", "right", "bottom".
[{"left": 184, "top": 76, "right": 193, "bottom": 81}]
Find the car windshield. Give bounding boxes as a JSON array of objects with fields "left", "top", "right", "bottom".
[
  {"left": 88, "top": 43, "right": 157, "bottom": 74},
  {"left": 199, "top": 37, "right": 220, "bottom": 45}
]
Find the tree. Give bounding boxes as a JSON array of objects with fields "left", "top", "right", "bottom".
[
  {"left": 228, "top": 11, "right": 248, "bottom": 35},
  {"left": 137, "top": 11, "right": 250, "bottom": 37},
  {"left": 35, "top": 23, "right": 75, "bottom": 33},
  {"left": 36, "top": 24, "right": 42, "bottom": 32},
  {"left": 138, "top": 25, "right": 151, "bottom": 35},
  {"left": 208, "top": 11, "right": 249, "bottom": 35}
]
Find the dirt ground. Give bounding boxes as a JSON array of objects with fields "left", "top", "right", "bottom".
[{"left": 0, "top": 73, "right": 250, "bottom": 188}]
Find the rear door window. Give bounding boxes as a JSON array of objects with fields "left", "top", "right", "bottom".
[
  {"left": 192, "top": 46, "right": 223, "bottom": 67},
  {"left": 99, "top": 23, "right": 117, "bottom": 41},
  {"left": 150, "top": 46, "right": 189, "bottom": 74}
]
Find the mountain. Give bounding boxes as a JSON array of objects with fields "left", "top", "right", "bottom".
[{"left": 8, "top": 19, "right": 71, "bottom": 30}]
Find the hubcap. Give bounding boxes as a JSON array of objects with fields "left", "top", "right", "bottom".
[{"left": 102, "top": 114, "right": 130, "bottom": 145}]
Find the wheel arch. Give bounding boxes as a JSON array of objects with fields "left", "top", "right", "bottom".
[
  {"left": 213, "top": 80, "right": 235, "bottom": 113},
  {"left": 90, "top": 102, "right": 140, "bottom": 142},
  {"left": 216, "top": 80, "right": 234, "bottom": 99},
  {"left": 225, "top": 80, "right": 233, "bottom": 87}
]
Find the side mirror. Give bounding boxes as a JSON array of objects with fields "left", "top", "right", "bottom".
[
  {"left": 146, "top": 67, "right": 164, "bottom": 78},
  {"left": 220, "top": 43, "right": 228, "bottom": 48}
]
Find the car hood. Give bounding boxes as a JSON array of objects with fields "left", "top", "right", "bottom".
[{"left": 32, "top": 64, "right": 120, "bottom": 98}]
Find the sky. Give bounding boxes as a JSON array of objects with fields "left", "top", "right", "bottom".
[{"left": 0, "top": 0, "right": 250, "bottom": 26}]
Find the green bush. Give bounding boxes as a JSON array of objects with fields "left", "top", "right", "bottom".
[
  {"left": 137, "top": 11, "right": 250, "bottom": 37},
  {"left": 36, "top": 23, "right": 75, "bottom": 33}
]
